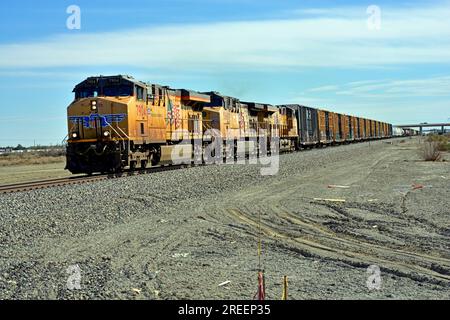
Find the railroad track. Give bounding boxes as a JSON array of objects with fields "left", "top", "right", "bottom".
[
  {"left": 0, "top": 164, "right": 192, "bottom": 194},
  {"left": 0, "top": 138, "right": 399, "bottom": 195},
  {"left": 0, "top": 176, "right": 105, "bottom": 194}
]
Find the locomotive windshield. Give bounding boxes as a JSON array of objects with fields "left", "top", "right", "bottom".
[
  {"left": 76, "top": 87, "right": 99, "bottom": 98},
  {"left": 103, "top": 85, "right": 133, "bottom": 97},
  {"left": 75, "top": 83, "right": 134, "bottom": 99}
]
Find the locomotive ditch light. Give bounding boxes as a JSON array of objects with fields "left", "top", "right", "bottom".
[
  {"left": 103, "top": 131, "right": 110, "bottom": 137},
  {"left": 71, "top": 132, "right": 79, "bottom": 139}
]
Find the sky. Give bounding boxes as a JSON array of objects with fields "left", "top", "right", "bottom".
[{"left": 1, "top": 0, "right": 450, "bottom": 146}]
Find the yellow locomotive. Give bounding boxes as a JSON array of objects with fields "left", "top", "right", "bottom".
[
  {"left": 66, "top": 75, "right": 392, "bottom": 174},
  {"left": 66, "top": 75, "right": 210, "bottom": 173}
]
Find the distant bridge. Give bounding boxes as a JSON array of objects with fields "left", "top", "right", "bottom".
[{"left": 396, "top": 123, "right": 450, "bottom": 134}]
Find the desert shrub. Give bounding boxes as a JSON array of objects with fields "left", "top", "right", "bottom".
[
  {"left": 421, "top": 141, "right": 442, "bottom": 161},
  {"left": 426, "top": 134, "right": 450, "bottom": 151}
]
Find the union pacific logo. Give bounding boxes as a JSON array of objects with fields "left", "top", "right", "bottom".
[{"left": 69, "top": 113, "right": 127, "bottom": 128}]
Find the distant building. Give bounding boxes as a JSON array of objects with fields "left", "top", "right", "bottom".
[{"left": 0, "top": 148, "right": 12, "bottom": 154}]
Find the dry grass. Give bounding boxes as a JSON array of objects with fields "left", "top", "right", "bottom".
[
  {"left": 421, "top": 141, "right": 442, "bottom": 161},
  {"left": 0, "top": 151, "right": 65, "bottom": 167}
]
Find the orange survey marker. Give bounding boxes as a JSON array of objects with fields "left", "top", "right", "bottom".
[
  {"left": 255, "top": 271, "right": 265, "bottom": 301},
  {"left": 412, "top": 183, "right": 424, "bottom": 190},
  {"left": 253, "top": 209, "right": 266, "bottom": 300}
]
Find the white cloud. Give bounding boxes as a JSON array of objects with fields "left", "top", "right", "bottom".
[
  {"left": 324, "top": 76, "right": 450, "bottom": 98},
  {"left": 307, "top": 85, "right": 339, "bottom": 93},
  {"left": 293, "top": 75, "right": 450, "bottom": 122},
  {"left": 1, "top": 3, "right": 450, "bottom": 70}
]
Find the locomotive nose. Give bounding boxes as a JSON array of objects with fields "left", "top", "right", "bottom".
[{"left": 68, "top": 96, "right": 129, "bottom": 142}]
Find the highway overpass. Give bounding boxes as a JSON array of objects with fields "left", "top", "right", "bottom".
[{"left": 396, "top": 123, "right": 450, "bottom": 134}]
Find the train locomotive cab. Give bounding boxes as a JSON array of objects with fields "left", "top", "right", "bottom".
[
  {"left": 66, "top": 75, "right": 211, "bottom": 175},
  {"left": 66, "top": 75, "right": 144, "bottom": 174}
]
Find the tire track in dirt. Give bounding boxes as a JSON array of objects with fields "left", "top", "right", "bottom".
[
  {"left": 227, "top": 208, "right": 450, "bottom": 284},
  {"left": 278, "top": 209, "right": 450, "bottom": 265},
  {"left": 222, "top": 142, "right": 450, "bottom": 280}
]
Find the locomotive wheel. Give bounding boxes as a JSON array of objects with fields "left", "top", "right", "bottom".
[
  {"left": 108, "top": 167, "right": 119, "bottom": 174},
  {"left": 151, "top": 151, "right": 160, "bottom": 166}
]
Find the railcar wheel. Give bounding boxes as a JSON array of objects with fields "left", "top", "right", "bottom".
[{"left": 152, "top": 148, "right": 161, "bottom": 166}]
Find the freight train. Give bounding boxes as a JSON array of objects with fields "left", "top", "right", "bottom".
[{"left": 66, "top": 75, "right": 393, "bottom": 174}]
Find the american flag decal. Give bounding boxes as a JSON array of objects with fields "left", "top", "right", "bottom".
[
  {"left": 239, "top": 111, "right": 245, "bottom": 130},
  {"left": 173, "top": 105, "right": 181, "bottom": 129},
  {"left": 166, "top": 96, "right": 174, "bottom": 125}
]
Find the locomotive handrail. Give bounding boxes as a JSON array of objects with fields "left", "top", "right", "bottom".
[
  {"left": 115, "top": 124, "right": 130, "bottom": 140},
  {"left": 62, "top": 122, "right": 78, "bottom": 145},
  {"left": 104, "top": 120, "right": 129, "bottom": 140},
  {"left": 103, "top": 119, "right": 130, "bottom": 155}
]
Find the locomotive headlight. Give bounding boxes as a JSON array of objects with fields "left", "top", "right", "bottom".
[
  {"left": 71, "top": 132, "right": 78, "bottom": 139},
  {"left": 91, "top": 100, "right": 97, "bottom": 111},
  {"left": 103, "top": 131, "right": 110, "bottom": 137}
]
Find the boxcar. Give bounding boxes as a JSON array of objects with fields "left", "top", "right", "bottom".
[
  {"left": 347, "top": 115, "right": 355, "bottom": 141},
  {"left": 318, "top": 109, "right": 335, "bottom": 144},
  {"left": 333, "top": 112, "right": 345, "bottom": 143},
  {"left": 359, "top": 118, "right": 366, "bottom": 139},
  {"left": 279, "top": 104, "right": 319, "bottom": 147},
  {"left": 354, "top": 117, "right": 361, "bottom": 140}
]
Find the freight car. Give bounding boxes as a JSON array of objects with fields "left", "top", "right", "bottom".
[
  {"left": 66, "top": 75, "right": 393, "bottom": 174},
  {"left": 393, "top": 126, "right": 405, "bottom": 137}
]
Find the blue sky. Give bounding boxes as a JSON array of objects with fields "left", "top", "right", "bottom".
[{"left": 1, "top": 0, "right": 450, "bottom": 146}]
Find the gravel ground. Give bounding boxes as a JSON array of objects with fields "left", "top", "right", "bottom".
[{"left": 0, "top": 137, "right": 449, "bottom": 299}]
